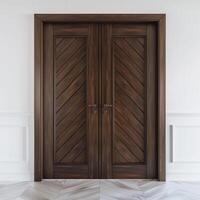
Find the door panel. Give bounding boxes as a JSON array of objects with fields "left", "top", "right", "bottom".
[
  {"left": 113, "top": 36, "right": 145, "bottom": 165},
  {"left": 101, "top": 24, "right": 157, "bottom": 178},
  {"left": 43, "top": 23, "right": 99, "bottom": 178},
  {"left": 54, "top": 37, "right": 87, "bottom": 165},
  {"left": 43, "top": 22, "right": 158, "bottom": 179}
]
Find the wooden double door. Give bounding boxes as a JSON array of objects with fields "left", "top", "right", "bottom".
[{"left": 43, "top": 22, "right": 158, "bottom": 179}]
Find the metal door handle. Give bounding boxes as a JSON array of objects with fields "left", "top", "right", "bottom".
[
  {"left": 103, "top": 104, "right": 112, "bottom": 112},
  {"left": 103, "top": 104, "right": 112, "bottom": 108},
  {"left": 88, "top": 104, "right": 98, "bottom": 112}
]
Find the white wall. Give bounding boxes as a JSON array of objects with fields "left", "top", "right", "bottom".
[{"left": 0, "top": 0, "right": 200, "bottom": 181}]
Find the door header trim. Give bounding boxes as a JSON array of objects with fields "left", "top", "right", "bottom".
[{"left": 35, "top": 14, "right": 165, "bottom": 23}]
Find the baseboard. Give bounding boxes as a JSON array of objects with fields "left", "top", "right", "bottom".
[
  {"left": 167, "top": 173, "right": 200, "bottom": 181},
  {"left": 0, "top": 173, "right": 34, "bottom": 181}
]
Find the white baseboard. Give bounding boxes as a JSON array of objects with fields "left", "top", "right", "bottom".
[
  {"left": 167, "top": 173, "right": 200, "bottom": 181},
  {"left": 0, "top": 173, "right": 34, "bottom": 181}
]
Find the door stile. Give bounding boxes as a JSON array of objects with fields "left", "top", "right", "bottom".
[
  {"left": 87, "top": 24, "right": 99, "bottom": 178},
  {"left": 43, "top": 23, "right": 54, "bottom": 178},
  {"left": 101, "top": 24, "right": 113, "bottom": 178},
  {"left": 146, "top": 24, "right": 157, "bottom": 178},
  {"left": 98, "top": 23, "right": 102, "bottom": 178}
]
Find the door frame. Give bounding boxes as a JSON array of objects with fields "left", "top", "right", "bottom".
[{"left": 34, "top": 14, "right": 166, "bottom": 181}]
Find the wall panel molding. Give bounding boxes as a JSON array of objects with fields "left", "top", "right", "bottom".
[
  {"left": 167, "top": 113, "right": 200, "bottom": 181},
  {"left": 0, "top": 112, "right": 33, "bottom": 181}
]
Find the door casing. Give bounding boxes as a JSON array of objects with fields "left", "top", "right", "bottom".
[{"left": 34, "top": 14, "right": 166, "bottom": 181}]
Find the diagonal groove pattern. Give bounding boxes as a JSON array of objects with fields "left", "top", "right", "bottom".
[
  {"left": 57, "top": 109, "right": 86, "bottom": 143},
  {"left": 115, "top": 109, "right": 144, "bottom": 139},
  {"left": 56, "top": 66, "right": 86, "bottom": 100},
  {"left": 114, "top": 40, "right": 144, "bottom": 73},
  {"left": 54, "top": 37, "right": 87, "bottom": 164},
  {"left": 137, "top": 38, "right": 145, "bottom": 47},
  {"left": 115, "top": 146, "right": 130, "bottom": 162},
  {"left": 56, "top": 122, "right": 85, "bottom": 153},
  {"left": 58, "top": 133, "right": 86, "bottom": 162},
  {"left": 116, "top": 97, "right": 144, "bottom": 128},
  {"left": 56, "top": 110, "right": 85, "bottom": 140},
  {"left": 115, "top": 104, "right": 144, "bottom": 136},
  {"left": 115, "top": 80, "right": 144, "bottom": 112},
  {"left": 115, "top": 124, "right": 144, "bottom": 159},
  {"left": 114, "top": 45, "right": 144, "bottom": 82},
  {"left": 56, "top": 45, "right": 86, "bottom": 82},
  {"left": 56, "top": 84, "right": 85, "bottom": 126},
  {"left": 115, "top": 66, "right": 144, "bottom": 98},
  {"left": 56, "top": 38, "right": 64, "bottom": 47},
  {"left": 56, "top": 72, "right": 86, "bottom": 112},
  {"left": 116, "top": 70, "right": 144, "bottom": 101},
  {"left": 62, "top": 136, "right": 86, "bottom": 163},
  {"left": 113, "top": 37, "right": 145, "bottom": 164},
  {"left": 115, "top": 135, "right": 140, "bottom": 163},
  {"left": 114, "top": 55, "right": 144, "bottom": 86},
  {"left": 56, "top": 38, "right": 75, "bottom": 59},
  {"left": 125, "top": 38, "right": 144, "bottom": 60},
  {"left": 56, "top": 38, "right": 85, "bottom": 73},
  {"left": 116, "top": 88, "right": 144, "bottom": 124},
  {"left": 115, "top": 123, "right": 144, "bottom": 152}
]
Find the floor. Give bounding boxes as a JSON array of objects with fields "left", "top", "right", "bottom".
[{"left": 0, "top": 180, "right": 200, "bottom": 200}]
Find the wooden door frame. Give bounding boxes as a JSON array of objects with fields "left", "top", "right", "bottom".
[{"left": 34, "top": 14, "right": 166, "bottom": 181}]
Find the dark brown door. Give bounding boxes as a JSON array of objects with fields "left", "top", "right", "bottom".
[
  {"left": 101, "top": 24, "right": 157, "bottom": 178},
  {"left": 43, "top": 22, "right": 158, "bottom": 179},
  {"left": 43, "top": 23, "right": 99, "bottom": 178}
]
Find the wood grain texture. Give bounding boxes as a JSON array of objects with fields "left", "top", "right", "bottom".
[
  {"left": 101, "top": 24, "right": 113, "bottom": 178},
  {"left": 101, "top": 23, "right": 159, "bottom": 179},
  {"left": 34, "top": 14, "right": 166, "bottom": 181},
  {"left": 42, "top": 23, "right": 99, "bottom": 179},
  {"left": 113, "top": 165, "right": 146, "bottom": 179},
  {"left": 54, "top": 37, "right": 87, "bottom": 165},
  {"left": 54, "top": 166, "right": 88, "bottom": 179},
  {"left": 35, "top": 14, "right": 165, "bottom": 23},
  {"left": 34, "top": 15, "right": 43, "bottom": 181},
  {"left": 98, "top": 24, "right": 102, "bottom": 178},
  {"left": 158, "top": 16, "right": 166, "bottom": 181},
  {"left": 43, "top": 24, "right": 54, "bottom": 178},
  {"left": 146, "top": 24, "right": 157, "bottom": 178},
  {"left": 111, "top": 32, "right": 147, "bottom": 178},
  {"left": 87, "top": 24, "right": 99, "bottom": 178},
  {"left": 112, "top": 24, "right": 147, "bottom": 36},
  {"left": 113, "top": 37, "right": 145, "bottom": 164}
]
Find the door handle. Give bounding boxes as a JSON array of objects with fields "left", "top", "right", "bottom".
[
  {"left": 88, "top": 104, "right": 98, "bottom": 112},
  {"left": 103, "top": 104, "right": 112, "bottom": 112}
]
